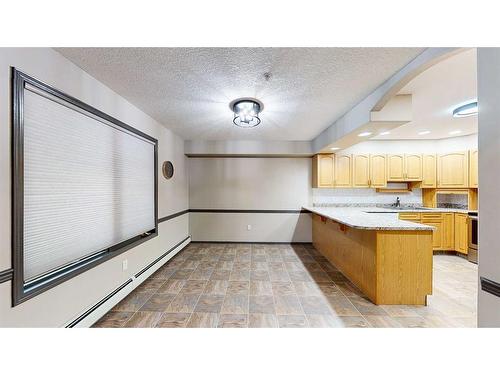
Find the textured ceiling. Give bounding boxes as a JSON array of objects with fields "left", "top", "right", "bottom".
[
  {"left": 374, "top": 48, "right": 477, "bottom": 140},
  {"left": 56, "top": 48, "right": 425, "bottom": 141}
]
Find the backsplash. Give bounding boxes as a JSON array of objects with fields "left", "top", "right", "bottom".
[
  {"left": 312, "top": 186, "right": 423, "bottom": 206},
  {"left": 436, "top": 193, "right": 468, "bottom": 209}
]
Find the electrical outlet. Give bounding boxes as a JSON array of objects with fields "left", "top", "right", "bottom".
[
  {"left": 247, "top": 224, "right": 252, "bottom": 231},
  {"left": 122, "top": 259, "right": 128, "bottom": 271}
]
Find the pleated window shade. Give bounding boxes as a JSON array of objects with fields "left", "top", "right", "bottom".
[{"left": 22, "top": 86, "right": 156, "bottom": 282}]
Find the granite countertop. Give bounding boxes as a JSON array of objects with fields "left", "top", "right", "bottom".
[{"left": 303, "top": 206, "right": 437, "bottom": 231}]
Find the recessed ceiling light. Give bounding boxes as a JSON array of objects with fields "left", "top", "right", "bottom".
[
  {"left": 449, "top": 130, "right": 462, "bottom": 135},
  {"left": 418, "top": 130, "right": 431, "bottom": 135},
  {"left": 330, "top": 147, "right": 340, "bottom": 151},
  {"left": 358, "top": 132, "right": 372, "bottom": 137},
  {"left": 453, "top": 101, "right": 478, "bottom": 118},
  {"left": 379, "top": 131, "right": 391, "bottom": 136}
]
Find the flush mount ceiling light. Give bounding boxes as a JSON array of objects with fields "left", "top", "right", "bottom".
[
  {"left": 453, "top": 101, "right": 478, "bottom": 118},
  {"left": 358, "top": 131, "right": 372, "bottom": 137},
  {"left": 330, "top": 147, "right": 340, "bottom": 151},
  {"left": 449, "top": 130, "right": 462, "bottom": 135},
  {"left": 230, "top": 98, "right": 263, "bottom": 128},
  {"left": 379, "top": 131, "right": 391, "bottom": 136},
  {"left": 418, "top": 130, "right": 431, "bottom": 135}
]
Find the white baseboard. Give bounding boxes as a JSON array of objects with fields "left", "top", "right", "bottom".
[{"left": 65, "top": 236, "right": 191, "bottom": 328}]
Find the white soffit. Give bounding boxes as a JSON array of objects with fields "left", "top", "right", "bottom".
[
  {"left": 374, "top": 48, "right": 477, "bottom": 140},
  {"left": 56, "top": 47, "right": 424, "bottom": 141}
]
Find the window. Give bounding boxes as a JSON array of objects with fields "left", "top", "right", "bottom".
[{"left": 12, "top": 68, "right": 158, "bottom": 305}]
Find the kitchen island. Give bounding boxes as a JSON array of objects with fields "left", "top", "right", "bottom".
[{"left": 303, "top": 206, "right": 435, "bottom": 305}]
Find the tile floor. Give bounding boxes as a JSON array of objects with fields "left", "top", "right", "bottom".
[{"left": 93, "top": 243, "right": 478, "bottom": 328}]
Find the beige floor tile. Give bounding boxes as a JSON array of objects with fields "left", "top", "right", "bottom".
[
  {"left": 348, "top": 296, "right": 389, "bottom": 316},
  {"left": 157, "top": 279, "right": 186, "bottom": 294},
  {"left": 364, "top": 315, "right": 403, "bottom": 328},
  {"left": 210, "top": 269, "right": 232, "bottom": 280},
  {"left": 229, "top": 269, "right": 251, "bottom": 281},
  {"left": 123, "top": 311, "right": 163, "bottom": 328},
  {"left": 271, "top": 281, "right": 296, "bottom": 296},
  {"left": 299, "top": 296, "right": 332, "bottom": 315},
  {"left": 187, "top": 313, "right": 219, "bottom": 328},
  {"left": 277, "top": 315, "right": 308, "bottom": 328},
  {"left": 180, "top": 280, "right": 207, "bottom": 294},
  {"left": 139, "top": 293, "right": 176, "bottom": 312},
  {"left": 306, "top": 314, "right": 340, "bottom": 328},
  {"left": 325, "top": 296, "right": 361, "bottom": 316},
  {"left": 170, "top": 269, "right": 194, "bottom": 280},
  {"left": 135, "top": 279, "right": 166, "bottom": 293},
  {"left": 293, "top": 281, "right": 322, "bottom": 296},
  {"left": 275, "top": 294, "right": 304, "bottom": 315},
  {"left": 221, "top": 294, "right": 249, "bottom": 314},
  {"left": 218, "top": 314, "right": 248, "bottom": 328},
  {"left": 166, "top": 293, "right": 201, "bottom": 313},
  {"left": 93, "top": 311, "right": 134, "bottom": 328},
  {"left": 248, "top": 313, "right": 279, "bottom": 328},
  {"left": 112, "top": 292, "right": 151, "bottom": 312},
  {"left": 249, "top": 295, "right": 276, "bottom": 314},
  {"left": 250, "top": 281, "right": 273, "bottom": 296},
  {"left": 330, "top": 316, "right": 370, "bottom": 328},
  {"left": 250, "top": 270, "right": 270, "bottom": 281},
  {"left": 203, "top": 280, "right": 229, "bottom": 295},
  {"left": 226, "top": 281, "right": 250, "bottom": 295},
  {"left": 156, "top": 313, "right": 191, "bottom": 328},
  {"left": 195, "top": 294, "right": 225, "bottom": 313}
]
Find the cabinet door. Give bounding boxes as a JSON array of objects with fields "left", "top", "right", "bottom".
[
  {"left": 370, "top": 154, "right": 387, "bottom": 187},
  {"left": 469, "top": 150, "right": 478, "bottom": 188},
  {"left": 422, "top": 219, "right": 443, "bottom": 250},
  {"left": 437, "top": 152, "right": 469, "bottom": 188},
  {"left": 454, "top": 213, "right": 469, "bottom": 254},
  {"left": 421, "top": 154, "right": 437, "bottom": 188},
  {"left": 387, "top": 154, "right": 405, "bottom": 181},
  {"left": 352, "top": 154, "right": 370, "bottom": 188},
  {"left": 442, "top": 213, "right": 455, "bottom": 250},
  {"left": 335, "top": 154, "right": 352, "bottom": 187},
  {"left": 405, "top": 154, "right": 423, "bottom": 181},
  {"left": 312, "top": 154, "right": 335, "bottom": 188}
]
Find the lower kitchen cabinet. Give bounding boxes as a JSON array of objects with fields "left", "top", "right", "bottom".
[
  {"left": 400, "top": 212, "right": 462, "bottom": 252},
  {"left": 454, "top": 213, "right": 469, "bottom": 254}
]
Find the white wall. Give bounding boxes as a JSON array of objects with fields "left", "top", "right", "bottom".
[
  {"left": 477, "top": 48, "right": 500, "bottom": 327},
  {"left": 188, "top": 157, "right": 312, "bottom": 242},
  {"left": 0, "top": 48, "right": 189, "bottom": 327}
]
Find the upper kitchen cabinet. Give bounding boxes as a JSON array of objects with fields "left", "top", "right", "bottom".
[
  {"left": 387, "top": 154, "right": 422, "bottom": 181},
  {"left": 421, "top": 154, "right": 437, "bottom": 188},
  {"left": 469, "top": 150, "right": 478, "bottom": 188},
  {"left": 387, "top": 154, "right": 405, "bottom": 181},
  {"left": 335, "top": 154, "right": 352, "bottom": 187},
  {"left": 352, "top": 154, "right": 371, "bottom": 188},
  {"left": 370, "top": 154, "right": 387, "bottom": 187},
  {"left": 405, "top": 154, "right": 423, "bottom": 181},
  {"left": 312, "top": 154, "right": 335, "bottom": 188},
  {"left": 437, "top": 152, "right": 469, "bottom": 188}
]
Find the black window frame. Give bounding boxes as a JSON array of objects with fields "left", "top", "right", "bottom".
[{"left": 11, "top": 68, "right": 159, "bottom": 306}]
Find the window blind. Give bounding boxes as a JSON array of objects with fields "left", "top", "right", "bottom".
[{"left": 22, "top": 85, "right": 156, "bottom": 282}]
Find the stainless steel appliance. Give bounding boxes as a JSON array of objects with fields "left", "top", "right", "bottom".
[{"left": 468, "top": 212, "right": 478, "bottom": 264}]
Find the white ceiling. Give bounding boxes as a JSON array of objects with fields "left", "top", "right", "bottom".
[
  {"left": 56, "top": 48, "right": 424, "bottom": 141},
  {"left": 373, "top": 48, "right": 477, "bottom": 140}
]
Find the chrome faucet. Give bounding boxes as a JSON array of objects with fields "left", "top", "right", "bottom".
[{"left": 395, "top": 197, "right": 401, "bottom": 208}]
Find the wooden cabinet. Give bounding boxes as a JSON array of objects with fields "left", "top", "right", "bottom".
[
  {"left": 442, "top": 213, "right": 455, "bottom": 250},
  {"left": 370, "top": 154, "right": 387, "bottom": 188},
  {"left": 312, "top": 154, "right": 335, "bottom": 188},
  {"left": 469, "top": 150, "right": 478, "bottom": 188},
  {"left": 387, "top": 154, "right": 405, "bottom": 181},
  {"left": 335, "top": 154, "right": 352, "bottom": 187},
  {"left": 352, "top": 154, "right": 370, "bottom": 188},
  {"left": 421, "top": 154, "right": 437, "bottom": 188},
  {"left": 454, "top": 213, "right": 468, "bottom": 254},
  {"left": 398, "top": 212, "right": 421, "bottom": 222},
  {"left": 405, "top": 154, "right": 423, "bottom": 181},
  {"left": 387, "top": 154, "right": 422, "bottom": 181},
  {"left": 437, "top": 152, "right": 469, "bottom": 188}
]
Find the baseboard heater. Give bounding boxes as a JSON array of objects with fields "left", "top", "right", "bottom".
[
  {"left": 65, "top": 236, "right": 191, "bottom": 328},
  {"left": 480, "top": 277, "right": 500, "bottom": 298}
]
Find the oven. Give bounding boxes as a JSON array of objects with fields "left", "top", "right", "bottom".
[{"left": 468, "top": 212, "right": 478, "bottom": 264}]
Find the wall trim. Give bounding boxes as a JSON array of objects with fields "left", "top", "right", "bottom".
[
  {"left": 480, "top": 277, "right": 500, "bottom": 298},
  {"left": 65, "top": 236, "right": 191, "bottom": 328},
  {"left": 159, "top": 209, "right": 189, "bottom": 223},
  {"left": 0, "top": 269, "right": 13, "bottom": 283},
  {"left": 189, "top": 209, "right": 309, "bottom": 214}
]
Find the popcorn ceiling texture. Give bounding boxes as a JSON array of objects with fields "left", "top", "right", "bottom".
[{"left": 56, "top": 48, "right": 424, "bottom": 141}]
